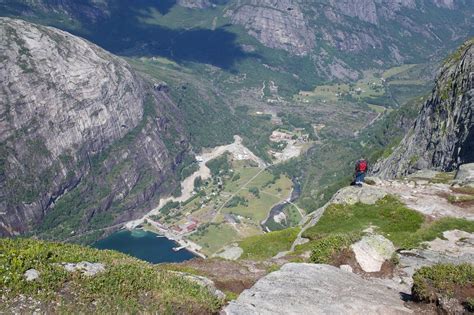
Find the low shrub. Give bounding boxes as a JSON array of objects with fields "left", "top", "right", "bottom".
[{"left": 412, "top": 263, "right": 474, "bottom": 310}]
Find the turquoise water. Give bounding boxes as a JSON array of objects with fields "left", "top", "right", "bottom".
[{"left": 93, "top": 230, "right": 195, "bottom": 264}]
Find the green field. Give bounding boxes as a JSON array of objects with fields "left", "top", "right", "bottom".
[
  {"left": 189, "top": 223, "right": 239, "bottom": 255},
  {"left": 239, "top": 227, "right": 301, "bottom": 260},
  {"left": 382, "top": 64, "right": 417, "bottom": 79},
  {"left": 297, "top": 71, "right": 386, "bottom": 104},
  {"left": 222, "top": 169, "right": 293, "bottom": 223}
]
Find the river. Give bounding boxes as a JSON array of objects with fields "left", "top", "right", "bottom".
[
  {"left": 262, "top": 179, "right": 302, "bottom": 231},
  {"left": 93, "top": 229, "right": 196, "bottom": 264}
]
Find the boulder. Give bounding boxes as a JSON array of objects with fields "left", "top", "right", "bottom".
[
  {"left": 340, "top": 264, "right": 353, "bottom": 273},
  {"left": 331, "top": 185, "right": 387, "bottom": 205},
  {"left": 455, "top": 163, "right": 474, "bottom": 186},
  {"left": 351, "top": 234, "right": 395, "bottom": 273},
  {"left": 224, "top": 263, "right": 412, "bottom": 315},
  {"left": 24, "top": 269, "right": 40, "bottom": 281},
  {"left": 62, "top": 262, "right": 106, "bottom": 276},
  {"left": 215, "top": 246, "right": 244, "bottom": 260}
]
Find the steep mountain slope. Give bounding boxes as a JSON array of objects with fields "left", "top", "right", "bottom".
[
  {"left": 0, "top": 18, "right": 189, "bottom": 238},
  {"left": 225, "top": 0, "right": 473, "bottom": 79},
  {"left": 373, "top": 39, "right": 473, "bottom": 178},
  {"left": 1, "top": 0, "right": 472, "bottom": 83}
]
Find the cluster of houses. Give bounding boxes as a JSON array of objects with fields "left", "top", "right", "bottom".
[
  {"left": 270, "top": 129, "right": 310, "bottom": 143},
  {"left": 172, "top": 219, "right": 199, "bottom": 234}
]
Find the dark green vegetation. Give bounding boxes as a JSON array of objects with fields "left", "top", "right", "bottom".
[
  {"left": 300, "top": 196, "right": 474, "bottom": 260},
  {"left": 308, "top": 234, "right": 361, "bottom": 264},
  {"left": 412, "top": 263, "right": 474, "bottom": 311},
  {"left": 0, "top": 238, "right": 222, "bottom": 314},
  {"left": 239, "top": 227, "right": 300, "bottom": 260},
  {"left": 32, "top": 96, "right": 183, "bottom": 242},
  {"left": 272, "top": 96, "right": 423, "bottom": 213},
  {"left": 206, "top": 152, "right": 232, "bottom": 176}
]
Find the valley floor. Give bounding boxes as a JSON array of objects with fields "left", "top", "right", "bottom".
[{"left": 125, "top": 133, "right": 309, "bottom": 257}]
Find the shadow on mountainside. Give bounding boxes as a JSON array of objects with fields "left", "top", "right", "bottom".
[
  {"left": 1, "top": 0, "right": 255, "bottom": 70},
  {"left": 80, "top": 0, "right": 256, "bottom": 70}
]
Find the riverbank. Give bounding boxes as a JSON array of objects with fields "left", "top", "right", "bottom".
[{"left": 141, "top": 220, "right": 206, "bottom": 259}]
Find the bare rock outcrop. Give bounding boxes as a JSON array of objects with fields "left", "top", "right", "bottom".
[
  {"left": 373, "top": 40, "right": 474, "bottom": 178},
  {"left": 0, "top": 18, "right": 187, "bottom": 238},
  {"left": 224, "top": 263, "right": 412, "bottom": 315},
  {"left": 455, "top": 163, "right": 474, "bottom": 187}
]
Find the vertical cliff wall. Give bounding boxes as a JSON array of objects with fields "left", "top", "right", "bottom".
[
  {"left": 0, "top": 18, "right": 188, "bottom": 238},
  {"left": 373, "top": 39, "right": 473, "bottom": 178}
]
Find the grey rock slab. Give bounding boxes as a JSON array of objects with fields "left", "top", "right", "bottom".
[
  {"left": 331, "top": 185, "right": 387, "bottom": 205},
  {"left": 224, "top": 263, "right": 412, "bottom": 315},
  {"left": 455, "top": 163, "right": 474, "bottom": 186},
  {"left": 339, "top": 264, "right": 353, "bottom": 273},
  {"left": 24, "top": 269, "right": 40, "bottom": 281}
]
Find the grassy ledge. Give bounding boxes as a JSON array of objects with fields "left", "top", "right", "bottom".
[
  {"left": 239, "top": 227, "right": 301, "bottom": 260},
  {"left": 298, "top": 196, "right": 474, "bottom": 262}
]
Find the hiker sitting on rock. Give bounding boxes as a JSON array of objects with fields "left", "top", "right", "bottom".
[{"left": 354, "top": 158, "right": 368, "bottom": 187}]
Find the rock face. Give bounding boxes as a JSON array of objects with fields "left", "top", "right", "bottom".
[
  {"left": 177, "top": 0, "right": 213, "bottom": 9},
  {"left": 225, "top": 0, "right": 316, "bottom": 56},
  {"left": 225, "top": 0, "right": 473, "bottom": 79},
  {"left": 0, "top": 18, "right": 187, "bottom": 238},
  {"left": 224, "top": 263, "right": 412, "bottom": 315},
  {"left": 373, "top": 40, "right": 474, "bottom": 178}
]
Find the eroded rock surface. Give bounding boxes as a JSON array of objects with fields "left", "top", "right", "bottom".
[
  {"left": 225, "top": 0, "right": 315, "bottom": 56},
  {"left": 331, "top": 185, "right": 387, "bottom": 205},
  {"left": 224, "top": 263, "right": 412, "bottom": 315}
]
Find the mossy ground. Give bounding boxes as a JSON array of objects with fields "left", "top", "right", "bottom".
[{"left": 0, "top": 238, "right": 222, "bottom": 314}]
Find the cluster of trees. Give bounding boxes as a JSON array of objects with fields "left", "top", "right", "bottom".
[{"left": 225, "top": 196, "right": 248, "bottom": 208}]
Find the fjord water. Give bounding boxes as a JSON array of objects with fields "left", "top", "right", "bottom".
[{"left": 93, "top": 230, "right": 195, "bottom": 264}]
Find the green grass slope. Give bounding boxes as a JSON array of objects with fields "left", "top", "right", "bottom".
[
  {"left": 297, "top": 196, "right": 474, "bottom": 263},
  {"left": 0, "top": 238, "right": 222, "bottom": 314}
]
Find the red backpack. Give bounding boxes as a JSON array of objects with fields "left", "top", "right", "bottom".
[{"left": 357, "top": 160, "right": 368, "bottom": 172}]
